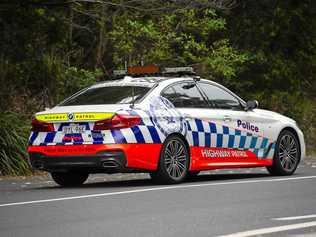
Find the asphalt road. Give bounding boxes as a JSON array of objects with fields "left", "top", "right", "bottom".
[{"left": 1, "top": 161, "right": 316, "bottom": 237}]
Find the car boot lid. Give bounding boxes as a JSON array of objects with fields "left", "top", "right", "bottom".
[{"left": 35, "top": 104, "right": 131, "bottom": 122}]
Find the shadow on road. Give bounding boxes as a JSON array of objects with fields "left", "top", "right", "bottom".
[{"left": 34, "top": 172, "right": 272, "bottom": 190}]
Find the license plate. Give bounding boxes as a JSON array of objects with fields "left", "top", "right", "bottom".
[{"left": 62, "top": 124, "right": 85, "bottom": 134}]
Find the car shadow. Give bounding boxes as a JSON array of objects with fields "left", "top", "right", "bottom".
[{"left": 34, "top": 172, "right": 273, "bottom": 190}]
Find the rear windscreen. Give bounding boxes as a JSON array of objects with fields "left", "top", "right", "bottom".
[{"left": 60, "top": 86, "right": 151, "bottom": 106}]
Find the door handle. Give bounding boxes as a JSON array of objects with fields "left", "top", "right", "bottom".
[
  {"left": 223, "top": 115, "right": 232, "bottom": 122},
  {"left": 183, "top": 113, "right": 191, "bottom": 118},
  {"left": 183, "top": 114, "right": 192, "bottom": 121}
]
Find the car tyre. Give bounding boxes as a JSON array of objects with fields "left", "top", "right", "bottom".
[
  {"left": 266, "top": 130, "right": 300, "bottom": 176},
  {"left": 150, "top": 135, "right": 189, "bottom": 184},
  {"left": 186, "top": 171, "right": 200, "bottom": 180},
  {"left": 51, "top": 172, "right": 89, "bottom": 187}
]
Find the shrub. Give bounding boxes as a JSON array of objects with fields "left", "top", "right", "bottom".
[{"left": 0, "top": 112, "right": 32, "bottom": 176}]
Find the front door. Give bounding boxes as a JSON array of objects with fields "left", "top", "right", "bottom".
[
  {"left": 161, "top": 80, "right": 272, "bottom": 170},
  {"left": 197, "top": 82, "right": 273, "bottom": 165}
]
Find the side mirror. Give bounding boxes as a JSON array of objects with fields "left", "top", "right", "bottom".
[
  {"left": 182, "top": 83, "right": 196, "bottom": 89},
  {"left": 245, "top": 100, "right": 258, "bottom": 111}
]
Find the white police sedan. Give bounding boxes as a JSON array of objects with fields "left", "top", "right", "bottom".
[{"left": 28, "top": 66, "right": 305, "bottom": 186}]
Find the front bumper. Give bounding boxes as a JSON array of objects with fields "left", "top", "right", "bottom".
[{"left": 297, "top": 128, "right": 306, "bottom": 162}]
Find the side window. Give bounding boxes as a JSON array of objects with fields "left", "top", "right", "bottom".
[
  {"left": 161, "top": 82, "right": 208, "bottom": 108},
  {"left": 198, "top": 83, "right": 242, "bottom": 110}
]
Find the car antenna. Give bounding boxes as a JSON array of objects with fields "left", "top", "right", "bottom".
[
  {"left": 124, "top": 60, "right": 135, "bottom": 109},
  {"left": 130, "top": 86, "right": 135, "bottom": 109}
]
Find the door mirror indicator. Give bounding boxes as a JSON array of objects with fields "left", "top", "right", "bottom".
[{"left": 245, "top": 100, "right": 259, "bottom": 111}]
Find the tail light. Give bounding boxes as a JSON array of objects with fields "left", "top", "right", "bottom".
[
  {"left": 31, "top": 118, "right": 54, "bottom": 132},
  {"left": 93, "top": 114, "right": 141, "bottom": 131}
]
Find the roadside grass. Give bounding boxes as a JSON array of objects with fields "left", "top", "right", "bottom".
[{"left": 0, "top": 113, "right": 32, "bottom": 176}]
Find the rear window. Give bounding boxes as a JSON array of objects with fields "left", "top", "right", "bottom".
[{"left": 60, "top": 86, "right": 150, "bottom": 106}]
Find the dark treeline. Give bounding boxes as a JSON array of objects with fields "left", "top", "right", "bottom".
[{"left": 0, "top": 0, "right": 315, "bottom": 175}]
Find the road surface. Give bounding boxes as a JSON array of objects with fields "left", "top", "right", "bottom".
[{"left": 1, "top": 160, "right": 316, "bottom": 237}]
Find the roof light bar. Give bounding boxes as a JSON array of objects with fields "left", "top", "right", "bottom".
[
  {"left": 113, "top": 70, "right": 127, "bottom": 76},
  {"left": 112, "top": 65, "right": 196, "bottom": 77},
  {"left": 163, "top": 67, "right": 194, "bottom": 74}
]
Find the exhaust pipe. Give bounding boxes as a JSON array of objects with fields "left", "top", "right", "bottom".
[
  {"left": 101, "top": 160, "right": 119, "bottom": 168},
  {"left": 33, "top": 161, "right": 44, "bottom": 170}
]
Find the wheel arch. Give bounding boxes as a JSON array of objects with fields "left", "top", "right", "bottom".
[
  {"left": 152, "top": 132, "right": 191, "bottom": 183},
  {"left": 165, "top": 132, "right": 190, "bottom": 156},
  {"left": 164, "top": 133, "right": 191, "bottom": 167},
  {"left": 266, "top": 126, "right": 302, "bottom": 175},
  {"left": 278, "top": 126, "right": 302, "bottom": 159}
]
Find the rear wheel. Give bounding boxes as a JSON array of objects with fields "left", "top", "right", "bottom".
[
  {"left": 150, "top": 135, "right": 189, "bottom": 184},
  {"left": 266, "top": 130, "right": 300, "bottom": 176},
  {"left": 51, "top": 172, "right": 89, "bottom": 187}
]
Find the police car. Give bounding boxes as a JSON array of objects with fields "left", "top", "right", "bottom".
[{"left": 28, "top": 66, "right": 306, "bottom": 186}]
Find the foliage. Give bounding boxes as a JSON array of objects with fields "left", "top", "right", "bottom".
[
  {"left": 225, "top": 0, "right": 316, "bottom": 154},
  {"left": 0, "top": 113, "right": 31, "bottom": 176},
  {"left": 56, "top": 67, "right": 102, "bottom": 103},
  {"left": 109, "top": 8, "right": 247, "bottom": 75},
  {"left": 0, "top": 0, "right": 315, "bottom": 175}
]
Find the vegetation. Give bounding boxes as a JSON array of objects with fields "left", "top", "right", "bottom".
[
  {"left": 0, "top": 113, "right": 31, "bottom": 176},
  {"left": 0, "top": 0, "right": 315, "bottom": 175}
]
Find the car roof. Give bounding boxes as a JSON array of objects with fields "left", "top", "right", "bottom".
[
  {"left": 60, "top": 75, "right": 246, "bottom": 107},
  {"left": 90, "top": 76, "right": 234, "bottom": 93},
  {"left": 90, "top": 76, "right": 196, "bottom": 88}
]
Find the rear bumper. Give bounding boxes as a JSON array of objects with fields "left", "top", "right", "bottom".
[
  {"left": 28, "top": 144, "right": 162, "bottom": 172},
  {"left": 28, "top": 151, "right": 126, "bottom": 173}
]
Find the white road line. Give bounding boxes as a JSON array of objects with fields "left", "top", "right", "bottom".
[
  {"left": 217, "top": 221, "right": 316, "bottom": 237},
  {"left": 273, "top": 214, "right": 316, "bottom": 221},
  {"left": 0, "top": 175, "right": 316, "bottom": 208}
]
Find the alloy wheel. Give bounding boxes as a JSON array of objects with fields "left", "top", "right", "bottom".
[
  {"left": 163, "top": 139, "right": 188, "bottom": 179},
  {"left": 278, "top": 134, "right": 299, "bottom": 172}
]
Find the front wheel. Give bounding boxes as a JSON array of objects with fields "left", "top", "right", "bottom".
[
  {"left": 51, "top": 172, "right": 89, "bottom": 187},
  {"left": 150, "top": 135, "right": 190, "bottom": 184},
  {"left": 266, "top": 130, "right": 300, "bottom": 176}
]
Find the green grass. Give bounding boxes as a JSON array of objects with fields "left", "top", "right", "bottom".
[{"left": 0, "top": 112, "right": 32, "bottom": 176}]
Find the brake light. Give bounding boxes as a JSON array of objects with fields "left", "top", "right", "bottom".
[
  {"left": 31, "top": 118, "right": 54, "bottom": 132},
  {"left": 93, "top": 114, "right": 141, "bottom": 130}
]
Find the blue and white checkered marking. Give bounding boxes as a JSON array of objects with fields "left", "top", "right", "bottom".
[
  {"left": 28, "top": 110, "right": 275, "bottom": 159},
  {"left": 28, "top": 109, "right": 166, "bottom": 146},
  {"left": 186, "top": 118, "right": 275, "bottom": 159}
]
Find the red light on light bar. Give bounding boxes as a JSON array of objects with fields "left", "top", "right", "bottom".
[{"left": 127, "top": 64, "right": 159, "bottom": 75}]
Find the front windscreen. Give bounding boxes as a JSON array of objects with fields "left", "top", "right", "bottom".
[{"left": 60, "top": 86, "right": 151, "bottom": 106}]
